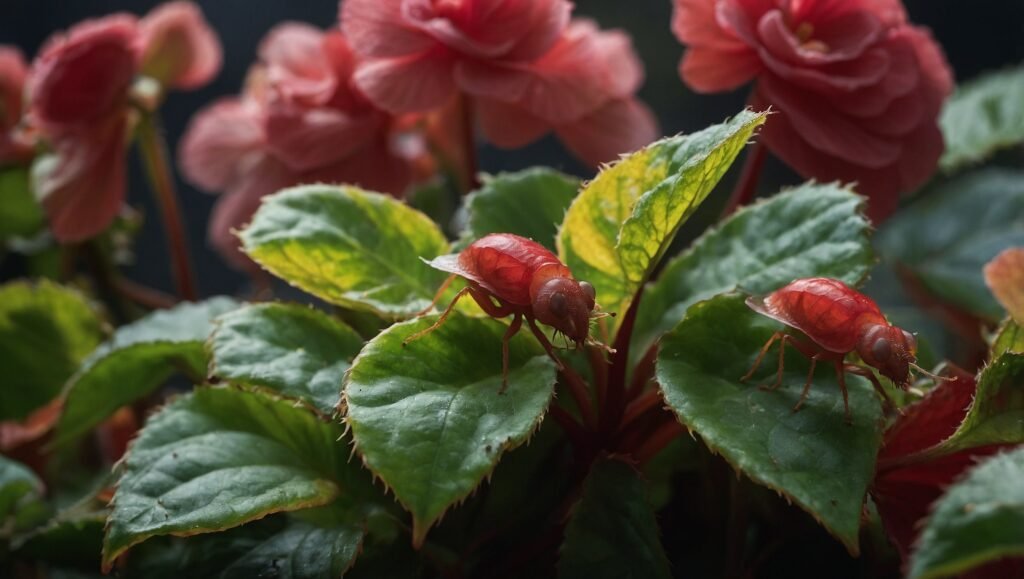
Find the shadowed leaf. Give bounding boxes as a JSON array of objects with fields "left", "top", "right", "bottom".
[
  {"left": 209, "top": 303, "right": 364, "bottom": 414},
  {"left": 656, "top": 293, "right": 883, "bottom": 554},
  {"left": 344, "top": 313, "right": 557, "bottom": 547},
  {"left": 460, "top": 168, "right": 579, "bottom": 251},
  {"left": 908, "top": 447, "right": 1024, "bottom": 578},
  {"left": 0, "top": 281, "right": 105, "bottom": 421},
  {"left": 103, "top": 386, "right": 375, "bottom": 570},
  {"left": 558, "top": 458, "right": 671, "bottom": 579},
  {"left": 53, "top": 297, "right": 239, "bottom": 447},
  {"left": 940, "top": 66, "right": 1024, "bottom": 172}
]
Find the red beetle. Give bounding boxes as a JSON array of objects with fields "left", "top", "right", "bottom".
[
  {"left": 405, "top": 233, "right": 612, "bottom": 390},
  {"left": 743, "top": 277, "right": 944, "bottom": 422}
]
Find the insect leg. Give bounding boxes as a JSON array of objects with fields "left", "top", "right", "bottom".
[
  {"left": 467, "top": 287, "right": 514, "bottom": 318},
  {"left": 845, "top": 364, "right": 900, "bottom": 418},
  {"left": 402, "top": 286, "right": 472, "bottom": 346},
  {"left": 741, "top": 331, "right": 786, "bottom": 384},
  {"left": 414, "top": 274, "right": 457, "bottom": 316},
  {"left": 793, "top": 354, "right": 819, "bottom": 413},
  {"left": 499, "top": 314, "right": 524, "bottom": 394},
  {"left": 833, "top": 361, "right": 853, "bottom": 424},
  {"left": 525, "top": 317, "right": 565, "bottom": 370}
]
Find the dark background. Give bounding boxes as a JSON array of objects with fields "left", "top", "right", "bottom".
[{"left": 2, "top": 0, "right": 1022, "bottom": 298}]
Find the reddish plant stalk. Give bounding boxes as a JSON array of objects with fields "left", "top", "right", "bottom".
[
  {"left": 721, "top": 139, "right": 766, "bottom": 218},
  {"left": 602, "top": 291, "right": 643, "bottom": 435},
  {"left": 137, "top": 113, "right": 198, "bottom": 301},
  {"left": 633, "top": 419, "right": 685, "bottom": 464},
  {"left": 625, "top": 343, "right": 658, "bottom": 402},
  {"left": 560, "top": 364, "right": 597, "bottom": 431},
  {"left": 618, "top": 388, "right": 664, "bottom": 433},
  {"left": 548, "top": 404, "right": 589, "bottom": 452}
]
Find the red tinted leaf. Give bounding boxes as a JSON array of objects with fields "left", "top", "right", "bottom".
[
  {"left": 984, "top": 247, "right": 1024, "bottom": 323},
  {"left": 879, "top": 365, "right": 976, "bottom": 460}
]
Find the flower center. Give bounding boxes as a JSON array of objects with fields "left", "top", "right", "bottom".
[{"left": 794, "top": 22, "right": 829, "bottom": 53}]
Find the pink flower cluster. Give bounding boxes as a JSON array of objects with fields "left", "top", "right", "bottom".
[
  {"left": 673, "top": 0, "right": 953, "bottom": 220},
  {"left": 180, "top": 23, "right": 417, "bottom": 270},
  {"left": 24, "top": 2, "right": 220, "bottom": 242},
  {"left": 341, "top": 0, "right": 658, "bottom": 166}
]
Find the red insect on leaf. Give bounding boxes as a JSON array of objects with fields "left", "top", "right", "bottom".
[
  {"left": 405, "top": 233, "right": 613, "bottom": 390},
  {"left": 743, "top": 277, "right": 946, "bottom": 422}
]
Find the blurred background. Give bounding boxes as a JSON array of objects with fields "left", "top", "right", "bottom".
[{"left": 1, "top": 0, "right": 1022, "bottom": 298}]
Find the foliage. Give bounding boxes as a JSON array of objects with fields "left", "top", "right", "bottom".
[{"left": 2, "top": 4, "right": 1023, "bottom": 578}]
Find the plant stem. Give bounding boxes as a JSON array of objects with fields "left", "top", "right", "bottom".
[
  {"left": 548, "top": 405, "right": 589, "bottom": 452},
  {"left": 115, "top": 278, "right": 178, "bottom": 310},
  {"left": 560, "top": 364, "right": 598, "bottom": 431},
  {"left": 459, "top": 94, "right": 481, "bottom": 193},
  {"left": 632, "top": 419, "right": 684, "bottom": 464},
  {"left": 721, "top": 139, "right": 766, "bottom": 218},
  {"left": 136, "top": 112, "right": 198, "bottom": 301},
  {"left": 618, "top": 389, "right": 664, "bottom": 434},
  {"left": 602, "top": 291, "right": 643, "bottom": 436},
  {"left": 625, "top": 343, "right": 658, "bottom": 402},
  {"left": 79, "top": 240, "right": 134, "bottom": 324}
]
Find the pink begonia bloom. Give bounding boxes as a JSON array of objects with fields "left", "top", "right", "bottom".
[
  {"left": 341, "top": 0, "right": 657, "bottom": 165},
  {"left": 673, "top": 0, "right": 953, "bottom": 220},
  {"left": 138, "top": 1, "right": 223, "bottom": 90},
  {"left": 27, "top": 6, "right": 220, "bottom": 243},
  {"left": 28, "top": 15, "right": 138, "bottom": 242},
  {"left": 0, "top": 46, "right": 33, "bottom": 164},
  {"left": 180, "top": 24, "right": 414, "bottom": 270}
]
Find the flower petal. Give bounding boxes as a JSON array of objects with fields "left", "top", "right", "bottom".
[
  {"left": 138, "top": 1, "right": 221, "bottom": 90},
  {"left": 208, "top": 155, "right": 295, "bottom": 271},
  {"left": 265, "top": 98, "right": 383, "bottom": 172},
  {"left": 179, "top": 97, "right": 265, "bottom": 192},
  {"left": 353, "top": 49, "right": 457, "bottom": 113},
  {"left": 556, "top": 98, "right": 659, "bottom": 166},
  {"left": 340, "top": 0, "right": 434, "bottom": 58},
  {"left": 476, "top": 97, "right": 550, "bottom": 148},
  {"left": 680, "top": 46, "right": 761, "bottom": 93},
  {"left": 34, "top": 114, "right": 130, "bottom": 242},
  {"left": 29, "top": 15, "right": 138, "bottom": 130}
]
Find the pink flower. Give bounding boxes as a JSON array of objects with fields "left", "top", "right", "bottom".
[
  {"left": 673, "top": 0, "right": 953, "bottom": 220},
  {"left": 28, "top": 15, "right": 138, "bottom": 242},
  {"left": 27, "top": 6, "right": 220, "bottom": 243},
  {"left": 341, "top": 0, "right": 570, "bottom": 112},
  {"left": 138, "top": 1, "right": 222, "bottom": 90},
  {"left": 180, "top": 24, "right": 415, "bottom": 270},
  {"left": 341, "top": 0, "right": 658, "bottom": 165},
  {"left": 28, "top": 15, "right": 138, "bottom": 133},
  {"left": 0, "top": 46, "right": 32, "bottom": 165},
  {"left": 472, "top": 20, "right": 658, "bottom": 165}
]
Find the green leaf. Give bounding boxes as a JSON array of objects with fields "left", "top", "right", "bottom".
[
  {"left": 461, "top": 168, "right": 579, "bottom": 251},
  {"left": 0, "top": 456, "right": 43, "bottom": 523},
  {"left": 940, "top": 66, "right": 1024, "bottom": 172},
  {"left": 878, "top": 169, "right": 1024, "bottom": 320},
  {"left": 558, "top": 458, "right": 671, "bottom": 579},
  {"left": 53, "top": 297, "right": 239, "bottom": 448},
  {"left": 656, "top": 293, "right": 883, "bottom": 554},
  {"left": 209, "top": 303, "right": 364, "bottom": 414},
  {"left": 125, "top": 514, "right": 362, "bottom": 579},
  {"left": 13, "top": 513, "right": 106, "bottom": 569},
  {"left": 0, "top": 280, "right": 105, "bottom": 420},
  {"left": 634, "top": 182, "right": 873, "bottom": 360},
  {"left": 908, "top": 447, "right": 1024, "bottom": 579},
  {"left": 344, "top": 312, "right": 557, "bottom": 547},
  {"left": 994, "top": 319, "right": 1024, "bottom": 356},
  {"left": 103, "top": 386, "right": 370, "bottom": 569},
  {"left": 0, "top": 167, "right": 44, "bottom": 241},
  {"left": 932, "top": 352, "right": 1024, "bottom": 455},
  {"left": 241, "top": 185, "right": 450, "bottom": 317},
  {"left": 558, "top": 109, "right": 766, "bottom": 336}
]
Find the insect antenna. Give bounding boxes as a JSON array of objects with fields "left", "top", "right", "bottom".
[
  {"left": 585, "top": 337, "right": 616, "bottom": 355},
  {"left": 909, "top": 362, "right": 956, "bottom": 382}
]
